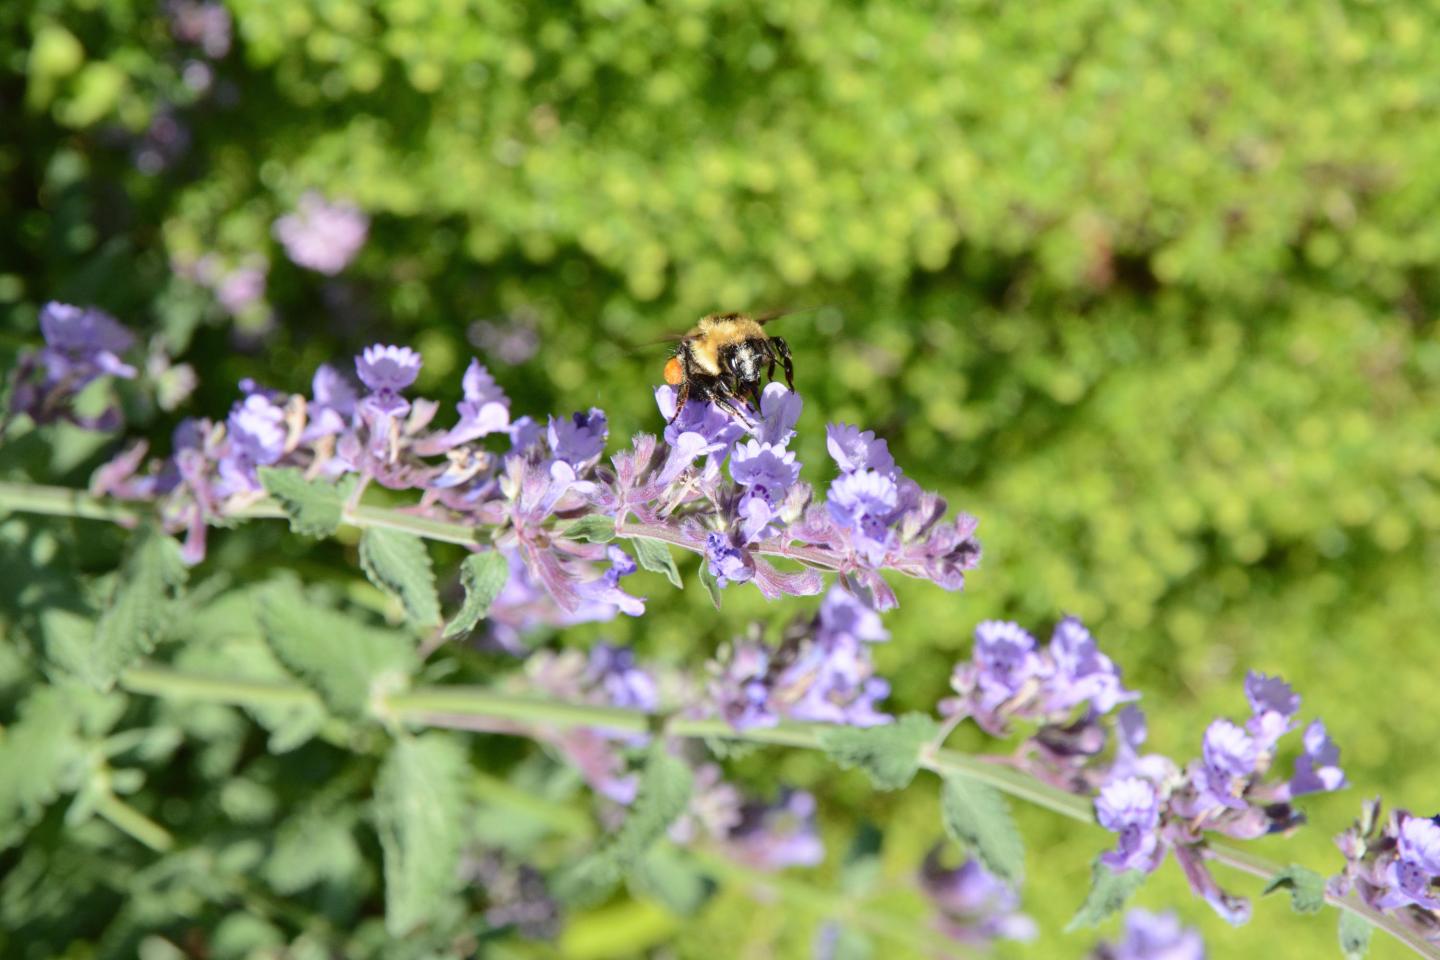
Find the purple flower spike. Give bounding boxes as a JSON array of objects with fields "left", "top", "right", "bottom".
[
  {"left": 705, "top": 531, "right": 754, "bottom": 586},
  {"left": 1287, "top": 720, "right": 1346, "bottom": 798},
  {"left": 356, "top": 344, "right": 422, "bottom": 395},
  {"left": 449, "top": 359, "right": 510, "bottom": 442},
  {"left": 39, "top": 302, "right": 137, "bottom": 378},
  {"left": 1096, "top": 777, "right": 1164, "bottom": 874},
  {"left": 1047, "top": 617, "right": 1138, "bottom": 715},
  {"left": 826, "top": 468, "right": 900, "bottom": 563},
  {"left": 731, "top": 439, "right": 801, "bottom": 503},
  {"left": 1093, "top": 909, "right": 1206, "bottom": 960},
  {"left": 1192, "top": 719, "right": 1259, "bottom": 812},
  {"left": 971, "top": 620, "right": 1047, "bottom": 712}
]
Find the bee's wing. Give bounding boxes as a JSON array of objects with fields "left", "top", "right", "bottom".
[
  {"left": 617, "top": 331, "right": 689, "bottom": 356},
  {"left": 754, "top": 305, "right": 833, "bottom": 327}
]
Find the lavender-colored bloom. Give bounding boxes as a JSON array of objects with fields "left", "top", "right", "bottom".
[
  {"left": 731, "top": 439, "right": 801, "bottom": 503},
  {"left": 1093, "top": 909, "right": 1206, "bottom": 960},
  {"left": 656, "top": 385, "right": 746, "bottom": 449},
  {"left": 1096, "top": 777, "right": 1164, "bottom": 873},
  {"left": 272, "top": 192, "right": 369, "bottom": 275},
  {"left": 356, "top": 344, "right": 422, "bottom": 396},
  {"left": 971, "top": 620, "right": 1048, "bottom": 713},
  {"left": 214, "top": 263, "right": 267, "bottom": 316},
  {"left": 584, "top": 642, "right": 658, "bottom": 712},
  {"left": 569, "top": 545, "right": 645, "bottom": 618},
  {"left": 448, "top": 359, "right": 510, "bottom": 443},
  {"left": 1244, "top": 672, "right": 1299, "bottom": 749},
  {"left": 548, "top": 409, "right": 607, "bottom": 465},
  {"left": 826, "top": 468, "right": 900, "bottom": 563},
  {"left": 825, "top": 423, "right": 896, "bottom": 475},
  {"left": 167, "top": 0, "right": 232, "bottom": 58},
  {"left": 1377, "top": 816, "right": 1440, "bottom": 911},
  {"left": 38, "top": 302, "right": 137, "bottom": 380},
  {"left": 1193, "top": 720, "right": 1259, "bottom": 811},
  {"left": 1287, "top": 720, "right": 1346, "bottom": 798},
  {"left": 306, "top": 364, "right": 358, "bottom": 438},
  {"left": 724, "top": 791, "right": 825, "bottom": 871},
  {"left": 226, "top": 393, "right": 287, "bottom": 466},
  {"left": 709, "top": 640, "right": 777, "bottom": 730},
  {"left": 705, "top": 531, "right": 754, "bottom": 586},
  {"left": 756, "top": 383, "right": 802, "bottom": 446},
  {"left": 920, "top": 847, "right": 1037, "bottom": 945},
  {"left": 1047, "top": 616, "right": 1138, "bottom": 715},
  {"left": 1111, "top": 705, "right": 1178, "bottom": 784}
]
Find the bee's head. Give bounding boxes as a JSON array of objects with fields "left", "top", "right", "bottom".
[{"left": 723, "top": 340, "right": 764, "bottom": 385}]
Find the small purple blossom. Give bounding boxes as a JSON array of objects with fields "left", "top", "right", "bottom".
[
  {"left": 583, "top": 642, "right": 658, "bottom": 712},
  {"left": 1096, "top": 777, "right": 1164, "bottom": 873},
  {"left": 548, "top": 409, "right": 608, "bottom": 466},
  {"left": 1244, "top": 672, "right": 1299, "bottom": 749},
  {"left": 10, "top": 302, "right": 138, "bottom": 430},
  {"left": 756, "top": 383, "right": 802, "bottom": 446},
  {"left": 272, "top": 192, "right": 369, "bottom": 275},
  {"left": 723, "top": 790, "right": 825, "bottom": 871},
  {"left": 705, "top": 531, "right": 754, "bottom": 586},
  {"left": 1092, "top": 909, "right": 1206, "bottom": 960},
  {"left": 920, "top": 847, "right": 1036, "bottom": 945},
  {"left": 825, "top": 423, "right": 896, "bottom": 475},
  {"left": 1287, "top": 720, "right": 1346, "bottom": 798},
  {"left": 970, "top": 620, "right": 1047, "bottom": 713},
  {"left": 825, "top": 468, "right": 900, "bottom": 564},
  {"left": 167, "top": 0, "right": 232, "bottom": 58},
  {"left": 1047, "top": 617, "right": 1138, "bottom": 715},
  {"left": 356, "top": 344, "right": 422, "bottom": 397}
]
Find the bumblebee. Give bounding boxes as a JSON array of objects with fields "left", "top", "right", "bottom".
[{"left": 662, "top": 312, "right": 794, "bottom": 423}]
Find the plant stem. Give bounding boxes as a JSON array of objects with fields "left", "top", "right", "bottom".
[
  {"left": 94, "top": 792, "right": 174, "bottom": 852},
  {"left": 114, "top": 664, "right": 1439, "bottom": 959}
]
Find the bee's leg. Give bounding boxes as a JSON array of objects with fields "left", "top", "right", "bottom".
[
  {"left": 713, "top": 382, "right": 755, "bottom": 427},
  {"left": 748, "top": 377, "right": 764, "bottom": 412},
  {"left": 669, "top": 379, "right": 690, "bottom": 424},
  {"left": 770, "top": 337, "right": 795, "bottom": 391}
]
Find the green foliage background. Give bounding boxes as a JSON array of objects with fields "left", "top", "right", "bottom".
[{"left": 3, "top": 1, "right": 1440, "bottom": 957}]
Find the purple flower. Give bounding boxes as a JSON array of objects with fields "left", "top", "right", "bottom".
[
  {"left": 655, "top": 385, "right": 746, "bottom": 449},
  {"left": 705, "top": 531, "right": 754, "bottom": 586},
  {"left": 227, "top": 393, "right": 287, "bottom": 465},
  {"left": 38, "top": 302, "right": 136, "bottom": 379},
  {"left": 449, "top": 359, "right": 510, "bottom": 443},
  {"left": 971, "top": 620, "right": 1048, "bottom": 713},
  {"left": 306, "top": 364, "right": 358, "bottom": 438},
  {"left": 1287, "top": 720, "right": 1346, "bottom": 798},
  {"left": 1096, "top": 777, "right": 1164, "bottom": 873},
  {"left": 920, "top": 847, "right": 1037, "bottom": 945},
  {"left": 569, "top": 545, "right": 645, "bottom": 619},
  {"left": 584, "top": 642, "right": 658, "bottom": 712},
  {"left": 214, "top": 263, "right": 267, "bottom": 316},
  {"left": 1193, "top": 720, "right": 1259, "bottom": 811},
  {"left": 1244, "top": 672, "right": 1299, "bottom": 749},
  {"left": 755, "top": 383, "right": 802, "bottom": 446},
  {"left": 167, "top": 0, "right": 232, "bottom": 58},
  {"left": 548, "top": 409, "right": 607, "bottom": 466},
  {"left": 731, "top": 439, "right": 801, "bottom": 503},
  {"left": 708, "top": 640, "right": 777, "bottom": 730},
  {"left": 1378, "top": 816, "right": 1440, "bottom": 911},
  {"left": 1046, "top": 617, "right": 1138, "bottom": 715},
  {"left": 724, "top": 791, "right": 825, "bottom": 871},
  {"left": 825, "top": 423, "right": 896, "bottom": 475},
  {"left": 1093, "top": 909, "right": 1206, "bottom": 960},
  {"left": 272, "top": 192, "right": 369, "bottom": 275},
  {"left": 356, "top": 344, "right": 422, "bottom": 397},
  {"left": 826, "top": 468, "right": 900, "bottom": 563}
]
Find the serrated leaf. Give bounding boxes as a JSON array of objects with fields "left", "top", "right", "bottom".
[
  {"left": 1065, "top": 859, "right": 1147, "bottom": 930},
  {"left": 256, "top": 579, "right": 416, "bottom": 717},
  {"left": 88, "top": 525, "right": 187, "bottom": 689},
  {"left": 375, "top": 734, "right": 469, "bottom": 936},
  {"left": 820, "top": 713, "right": 938, "bottom": 790},
  {"left": 1263, "top": 864, "right": 1326, "bottom": 914},
  {"left": 258, "top": 466, "right": 356, "bottom": 537},
  {"left": 561, "top": 514, "right": 616, "bottom": 543},
  {"left": 265, "top": 813, "right": 362, "bottom": 894},
  {"left": 558, "top": 746, "right": 694, "bottom": 905},
  {"left": 443, "top": 550, "right": 508, "bottom": 640},
  {"left": 628, "top": 845, "right": 713, "bottom": 915},
  {"left": 631, "top": 537, "right": 682, "bottom": 589},
  {"left": 940, "top": 773, "right": 1024, "bottom": 886},
  {"left": 697, "top": 563, "right": 722, "bottom": 609},
  {"left": 358, "top": 528, "right": 441, "bottom": 627},
  {"left": 1339, "top": 910, "right": 1372, "bottom": 959},
  {"left": 0, "top": 687, "right": 89, "bottom": 850}
]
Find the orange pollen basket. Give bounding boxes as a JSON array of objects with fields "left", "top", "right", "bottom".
[{"left": 663, "top": 356, "right": 683, "bottom": 385}]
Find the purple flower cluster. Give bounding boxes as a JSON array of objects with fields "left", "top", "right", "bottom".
[
  {"left": 708, "top": 586, "right": 892, "bottom": 730},
  {"left": 919, "top": 846, "right": 1037, "bottom": 946},
  {"left": 1091, "top": 909, "right": 1206, "bottom": 960},
  {"left": 9, "top": 303, "right": 138, "bottom": 432},
  {"left": 1091, "top": 673, "right": 1346, "bottom": 925},
  {"left": 1334, "top": 799, "right": 1440, "bottom": 930},
  {"left": 272, "top": 192, "right": 370, "bottom": 275}
]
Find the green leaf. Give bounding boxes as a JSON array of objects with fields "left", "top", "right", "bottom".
[
  {"left": 358, "top": 528, "right": 441, "bottom": 627},
  {"left": 88, "top": 525, "right": 187, "bottom": 689},
  {"left": 559, "top": 746, "right": 694, "bottom": 905},
  {"left": 562, "top": 514, "right": 616, "bottom": 543},
  {"left": 258, "top": 466, "right": 356, "bottom": 537},
  {"left": 265, "top": 812, "right": 362, "bottom": 894},
  {"left": 628, "top": 845, "right": 714, "bottom": 915},
  {"left": 631, "top": 537, "right": 682, "bottom": 589},
  {"left": 375, "top": 734, "right": 470, "bottom": 936},
  {"left": 1338, "top": 910, "right": 1372, "bottom": 959},
  {"left": 820, "top": 713, "right": 939, "bottom": 790},
  {"left": 256, "top": 579, "right": 416, "bottom": 717},
  {"left": 1263, "top": 864, "right": 1326, "bottom": 914},
  {"left": 0, "top": 687, "right": 89, "bottom": 850},
  {"left": 1065, "top": 859, "right": 1147, "bottom": 931},
  {"left": 940, "top": 773, "right": 1025, "bottom": 886},
  {"left": 442, "top": 550, "right": 509, "bottom": 640},
  {"left": 697, "top": 562, "right": 722, "bottom": 609}
]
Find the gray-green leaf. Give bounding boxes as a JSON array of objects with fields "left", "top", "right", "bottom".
[
  {"left": 359, "top": 528, "right": 441, "bottom": 627},
  {"left": 561, "top": 515, "right": 615, "bottom": 543},
  {"left": 1263, "top": 864, "right": 1326, "bottom": 914},
  {"left": 558, "top": 745, "right": 693, "bottom": 905},
  {"left": 820, "top": 713, "right": 939, "bottom": 790},
  {"left": 631, "top": 537, "right": 682, "bottom": 589},
  {"left": 256, "top": 579, "right": 415, "bottom": 717},
  {"left": 88, "top": 525, "right": 187, "bottom": 689},
  {"left": 443, "top": 550, "right": 509, "bottom": 639},
  {"left": 375, "top": 734, "right": 469, "bottom": 936},
  {"left": 1338, "top": 910, "right": 1372, "bottom": 959},
  {"left": 258, "top": 466, "right": 356, "bottom": 537},
  {"left": 1065, "top": 859, "right": 1147, "bottom": 931},
  {"left": 941, "top": 773, "right": 1025, "bottom": 886},
  {"left": 629, "top": 845, "right": 713, "bottom": 915}
]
